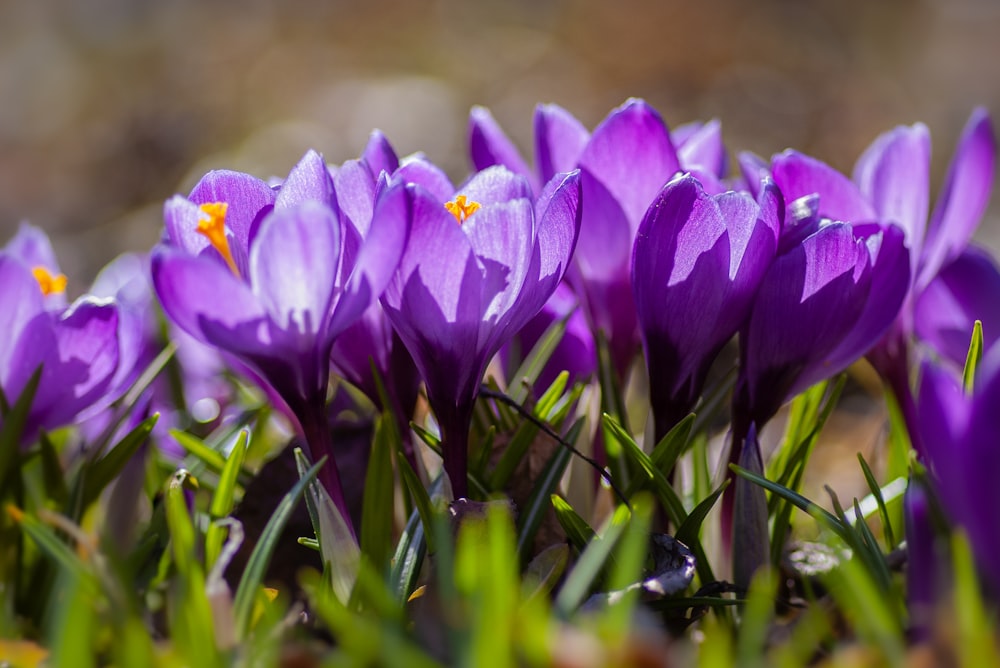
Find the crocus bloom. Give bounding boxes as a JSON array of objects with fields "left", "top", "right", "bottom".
[
  {"left": 723, "top": 216, "right": 909, "bottom": 552},
  {"left": 381, "top": 162, "right": 582, "bottom": 496},
  {"left": 4, "top": 222, "right": 70, "bottom": 310},
  {"left": 0, "top": 252, "right": 120, "bottom": 442},
  {"left": 765, "top": 109, "right": 996, "bottom": 450},
  {"left": 469, "top": 100, "right": 723, "bottom": 377},
  {"left": 917, "top": 342, "right": 1000, "bottom": 593},
  {"left": 732, "top": 219, "right": 909, "bottom": 436},
  {"left": 152, "top": 150, "right": 411, "bottom": 526},
  {"left": 631, "top": 174, "right": 780, "bottom": 441}
]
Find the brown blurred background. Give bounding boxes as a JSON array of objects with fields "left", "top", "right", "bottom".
[{"left": 1, "top": 0, "right": 998, "bottom": 283}]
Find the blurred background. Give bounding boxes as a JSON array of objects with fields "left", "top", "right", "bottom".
[{"left": 1, "top": 0, "right": 998, "bottom": 282}]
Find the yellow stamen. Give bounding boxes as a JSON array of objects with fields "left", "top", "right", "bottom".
[
  {"left": 196, "top": 202, "right": 241, "bottom": 277},
  {"left": 32, "top": 266, "right": 67, "bottom": 296},
  {"left": 444, "top": 195, "right": 481, "bottom": 224}
]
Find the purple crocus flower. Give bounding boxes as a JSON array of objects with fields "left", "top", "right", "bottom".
[
  {"left": 732, "top": 220, "right": 909, "bottom": 436},
  {"left": 470, "top": 100, "right": 720, "bottom": 377},
  {"left": 152, "top": 150, "right": 411, "bottom": 527},
  {"left": 631, "top": 174, "right": 781, "bottom": 441},
  {"left": 917, "top": 342, "right": 1000, "bottom": 593},
  {"left": 0, "top": 252, "right": 120, "bottom": 442},
  {"left": 766, "top": 109, "right": 996, "bottom": 451},
  {"left": 381, "top": 162, "right": 582, "bottom": 497},
  {"left": 4, "top": 222, "right": 70, "bottom": 311}
]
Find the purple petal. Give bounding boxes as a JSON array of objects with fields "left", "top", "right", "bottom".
[
  {"left": 361, "top": 130, "right": 400, "bottom": 178},
  {"left": 4, "top": 223, "right": 60, "bottom": 274},
  {"left": 151, "top": 247, "right": 269, "bottom": 354},
  {"left": 823, "top": 223, "right": 910, "bottom": 373},
  {"left": 329, "top": 181, "right": 411, "bottom": 338},
  {"left": 744, "top": 223, "right": 872, "bottom": 412},
  {"left": 534, "top": 103, "right": 590, "bottom": 185},
  {"left": 915, "top": 245, "right": 1000, "bottom": 368},
  {"left": 468, "top": 106, "right": 538, "bottom": 192},
  {"left": 464, "top": 199, "right": 534, "bottom": 343},
  {"left": 852, "top": 123, "right": 930, "bottom": 259},
  {"left": 275, "top": 149, "right": 337, "bottom": 209},
  {"left": 458, "top": 165, "right": 533, "bottom": 207},
  {"left": 383, "top": 185, "right": 479, "bottom": 325},
  {"left": 919, "top": 108, "right": 997, "bottom": 291},
  {"left": 249, "top": 202, "right": 340, "bottom": 342},
  {"left": 394, "top": 157, "right": 455, "bottom": 201},
  {"left": 334, "top": 159, "right": 377, "bottom": 236},
  {"left": 188, "top": 170, "right": 276, "bottom": 254},
  {"left": 737, "top": 151, "right": 771, "bottom": 199},
  {"left": 772, "top": 150, "right": 875, "bottom": 224},
  {"left": 533, "top": 171, "right": 583, "bottom": 285},
  {"left": 0, "top": 254, "right": 46, "bottom": 386},
  {"left": 578, "top": 98, "right": 680, "bottom": 227},
  {"left": 676, "top": 118, "right": 727, "bottom": 178}
]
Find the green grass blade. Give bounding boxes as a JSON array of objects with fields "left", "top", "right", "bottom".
[
  {"left": 550, "top": 494, "right": 597, "bottom": 553},
  {"left": 856, "top": 452, "right": 895, "bottom": 548},
  {"left": 388, "top": 510, "right": 425, "bottom": 603},
  {"left": 205, "top": 429, "right": 249, "bottom": 569},
  {"left": 964, "top": 319, "right": 984, "bottom": 393},
  {"left": 77, "top": 414, "right": 159, "bottom": 513},
  {"left": 508, "top": 318, "right": 567, "bottom": 405},
  {"left": 360, "top": 413, "right": 396, "bottom": 571},
  {"left": 953, "top": 530, "right": 1000, "bottom": 667},
  {"left": 675, "top": 479, "right": 730, "bottom": 549},
  {"left": 554, "top": 503, "right": 630, "bottom": 615}
]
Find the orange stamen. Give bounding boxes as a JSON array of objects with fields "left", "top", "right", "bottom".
[
  {"left": 32, "top": 266, "right": 67, "bottom": 296},
  {"left": 196, "top": 202, "right": 241, "bottom": 277},
  {"left": 444, "top": 195, "right": 481, "bottom": 224}
]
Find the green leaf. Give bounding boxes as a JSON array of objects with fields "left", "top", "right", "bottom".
[
  {"left": 0, "top": 367, "right": 42, "bottom": 490},
  {"left": 234, "top": 455, "right": 326, "bottom": 638},
  {"left": 675, "top": 479, "right": 730, "bottom": 549},
  {"left": 76, "top": 414, "right": 159, "bottom": 514},
  {"left": 856, "top": 452, "right": 895, "bottom": 549},
  {"left": 37, "top": 431, "right": 68, "bottom": 507},
  {"left": 395, "top": 447, "right": 436, "bottom": 554},
  {"left": 603, "top": 413, "right": 687, "bottom": 527},
  {"left": 730, "top": 464, "right": 849, "bottom": 543},
  {"left": 360, "top": 413, "right": 396, "bottom": 571},
  {"left": 6, "top": 506, "right": 95, "bottom": 590},
  {"left": 554, "top": 503, "right": 630, "bottom": 615},
  {"left": 821, "top": 555, "right": 904, "bottom": 664},
  {"left": 508, "top": 317, "right": 567, "bottom": 405},
  {"left": 550, "top": 494, "right": 596, "bottom": 553},
  {"left": 170, "top": 429, "right": 228, "bottom": 472},
  {"left": 205, "top": 429, "right": 249, "bottom": 569},
  {"left": 964, "top": 319, "right": 984, "bottom": 393},
  {"left": 522, "top": 543, "right": 569, "bottom": 601},
  {"left": 293, "top": 450, "right": 360, "bottom": 606},
  {"left": 605, "top": 494, "right": 654, "bottom": 633},
  {"left": 388, "top": 509, "right": 426, "bottom": 603}
]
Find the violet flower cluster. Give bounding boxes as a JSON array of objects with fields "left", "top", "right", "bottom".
[{"left": 4, "top": 97, "right": 997, "bottom": 597}]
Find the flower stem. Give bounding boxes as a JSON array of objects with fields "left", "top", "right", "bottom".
[
  {"left": 438, "top": 403, "right": 473, "bottom": 499},
  {"left": 299, "top": 395, "right": 356, "bottom": 540}
]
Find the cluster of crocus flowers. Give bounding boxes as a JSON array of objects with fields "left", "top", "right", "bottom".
[{"left": 7, "top": 96, "right": 996, "bottom": 613}]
